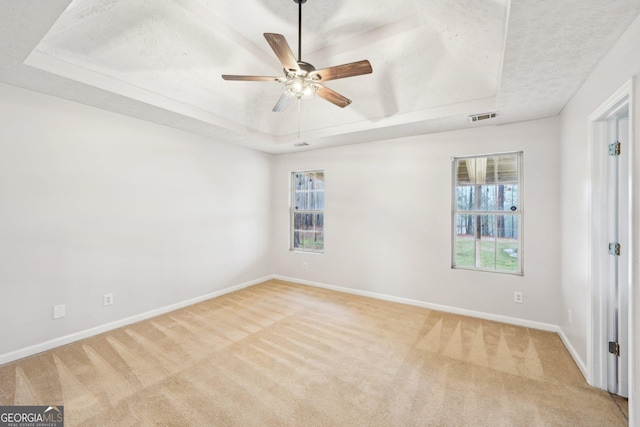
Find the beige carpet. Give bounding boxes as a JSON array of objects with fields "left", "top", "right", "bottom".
[{"left": 0, "top": 279, "right": 627, "bottom": 426}]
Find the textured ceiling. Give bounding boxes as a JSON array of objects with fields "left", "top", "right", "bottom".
[{"left": 1, "top": 0, "right": 640, "bottom": 154}]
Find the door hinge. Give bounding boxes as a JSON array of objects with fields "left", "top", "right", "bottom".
[
  {"left": 609, "top": 341, "right": 620, "bottom": 357},
  {"left": 608, "top": 242, "right": 621, "bottom": 256},
  {"left": 608, "top": 141, "right": 621, "bottom": 156}
]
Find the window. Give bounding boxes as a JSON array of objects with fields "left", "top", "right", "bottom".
[
  {"left": 291, "top": 170, "right": 324, "bottom": 253},
  {"left": 452, "top": 152, "right": 522, "bottom": 274}
]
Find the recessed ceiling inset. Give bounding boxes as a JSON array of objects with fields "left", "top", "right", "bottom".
[{"left": 24, "top": 0, "right": 508, "bottom": 145}]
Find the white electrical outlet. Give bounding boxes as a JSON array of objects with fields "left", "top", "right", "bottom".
[
  {"left": 53, "top": 304, "right": 66, "bottom": 319},
  {"left": 568, "top": 309, "right": 573, "bottom": 325},
  {"left": 514, "top": 291, "right": 524, "bottom": 304},
  {"left": 104, "top": 293, "right": 113, "bottom": 306},
  {"left": 303, "top": 262, "right": 309, "bottom": 270}
]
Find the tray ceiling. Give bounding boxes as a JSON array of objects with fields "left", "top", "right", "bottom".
[{"left": 2, "top": 0, "right": 640, "bottom": 153}]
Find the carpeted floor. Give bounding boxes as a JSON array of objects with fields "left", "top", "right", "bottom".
[{"left": 0, "top": 279, "right": 628, "bottom": 426}]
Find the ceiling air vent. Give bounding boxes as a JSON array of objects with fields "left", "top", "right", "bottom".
[
  {"left": 294, "top": 142, "right": 309, "bottom": 147},
  {"left": 469, "top": 112, "right": 498, "bottom": 123}
]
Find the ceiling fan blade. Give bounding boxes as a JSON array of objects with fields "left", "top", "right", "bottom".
[
  {"left": 273, "top": 94, "right": 294, "bottom": 112},
  {"left": 316, "top": 85, "right": 352, "bottom": 108},
  {"left": 310, "top": 60, "right": 372, "bottom": 82},
  {"left": 222, "top": 75, "right": 283, "bottom": 82},
  {"left": 264, "top": 33, "right": 300, "bottom": 72}
]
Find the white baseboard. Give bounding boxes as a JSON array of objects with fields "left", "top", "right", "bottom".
[
  {"left": 0, "top": 276, "right": 271, "bottom": 366},
  {"left": 273, "top": 275, "right": 560, "bottom": 333},
  {"left": 557, "top": 327, "right": 589, "bottom": 381}
]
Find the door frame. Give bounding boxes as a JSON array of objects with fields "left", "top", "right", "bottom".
[{"left": 587, "top": 78, "right": 636, "bottom": 418}]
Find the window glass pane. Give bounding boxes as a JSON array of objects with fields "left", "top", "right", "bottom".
[
  {"left": 485, "top": 157, "right": 497, "bottom": 184},
  {"left": 456, "top": 159, "right": 472, "bottom": 185},
  {"left": 455, "top": 239, "right": 475, "bottom": 267},
  {"left": 479, "top": 185, "right": 496, "bottom": 211},
  {"left": 456, "top": 186, "right": 475, "bottom": 211},
  {"left": 496, "top": 214, "right": 519, "bottom": 238},
  {"left": 499, "top": 184, "right": 518, "bottom": 212},
  {"left": 293, "top": 231, "right": 323, "bottom": 252},
  {"left": 295, "top": 192, "right": 308, "bottom": 210},
  {"left": 504, "top": 214, "right": 519, "bottom": 239},
  {"left": 294, "top": 191, "right": 305, "bottom": 210},
  {"left": 494, "top": 184, "right": 518, "bottom": 212},
  {"left": 454, "top": 214, "right": 475, "bottom": 267},
  {"left": 293, "top": 231, "right": 303, "bottom": 249},
  {"left": 312, "top": 172, "right": 325, "bottom": 190},
  {"left": 498, "top": 239, "right": 519, "bottom": 272},
  {"left": 316, "top": 191, "right": 325, "bottom": 209},
  {"left": 305, "top": 212, "right": 316, "bottom": 231},
  {"left": 311, "top": 231, "right": 324, "bottom": 251},
  {"left": 455, "top": 214, "right": 475, "bottom": 238},
  {"left": 293, "top": 211, "right": 303, "bottom": 231},
  {"left": 480, "top": 240, "right": 496, "bottom": 269},
  {"left": 464, "top": 157, "right": 494, "bottom": 185},
  {"left": 479, "top": 214, "right": 495, "bottom": 238},
  {"left": 315, "top": 212, "right": 324, "bottom": 231},
  {"left": 294, "top": 212, "right": 315, "bottom": 231},
  {"left": 496, "top": 155, "right": 518, "bottom": 183},
  {"left": 294, "top": 231, "right": 316, "bottom": 251}
]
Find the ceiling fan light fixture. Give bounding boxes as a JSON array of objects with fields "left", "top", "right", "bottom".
[{"left": 284, "top": 76, "right": 318, "bottom": 99}]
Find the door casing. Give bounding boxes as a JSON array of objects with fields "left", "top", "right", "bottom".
[{"left": 587, "top": 78, "right": 635, "bottom": 416}]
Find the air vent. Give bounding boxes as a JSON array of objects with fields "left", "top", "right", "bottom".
[
  {"left": 294, "top": 142, "right": 309, "bottom": 147},
  {"left": 469, "top": 112, "right": 498, "bottom": 122}
]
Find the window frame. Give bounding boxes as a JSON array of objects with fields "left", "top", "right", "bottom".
[
  {"left": 290, "top": 169, "right": 325, "bottom": 254},
  {"left": 451, "top": 151, "right": 524, "bottom": 275}
]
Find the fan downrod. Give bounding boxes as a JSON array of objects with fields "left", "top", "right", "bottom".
[{"left": 293, "top": 0, "right": 308, "bottom": 62}]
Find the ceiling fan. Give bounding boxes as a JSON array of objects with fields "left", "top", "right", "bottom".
[{"left": 221, "top": 0, "right": 373, "bottom": 112}]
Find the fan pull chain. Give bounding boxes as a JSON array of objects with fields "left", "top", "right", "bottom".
[{"left": 297, "top": 98, "right": 301, "bottom": 138}]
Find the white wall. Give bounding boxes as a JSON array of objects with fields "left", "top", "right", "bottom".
[
  {"left": 271, "top": 118, "right": 561, "bottom": 326},
  {"left": 559, "top": 13, "right": 640, "bottom": 373},
  {"left": 0, "top": 83, "right": 272, "bottom": 358}
]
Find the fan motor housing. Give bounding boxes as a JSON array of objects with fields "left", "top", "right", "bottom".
[{"left": 297, "top": 61, "right": 315, "bottom": 73}]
